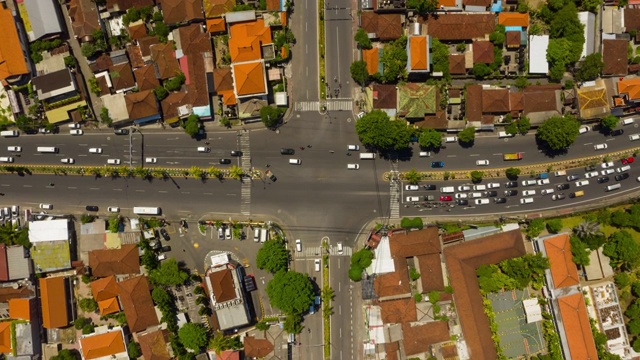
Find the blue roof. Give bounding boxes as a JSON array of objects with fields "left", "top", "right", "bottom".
[
  {"left": 490, "top": 0, "right": 502, "bottom": 12},
  {"left": 505, "top": 26, "right": 523, "bottom": 32}
]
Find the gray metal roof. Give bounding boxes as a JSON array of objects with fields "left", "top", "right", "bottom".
[{"left": 24, "top": 0, "right": 63, "bottom": 41}]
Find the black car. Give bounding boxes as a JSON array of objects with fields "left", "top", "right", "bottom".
[
  {"left": 494, "top": 197, "right": 507, "bottom": 204},
  {"left": 505, "top": 181, "right": 518, "bottom": 188},
  {"left": 231, "top": 150, "right": 243, "bottom": 156},
  {"left": 484, "top": 191, "right": 498, "bottom": 197},
  {"left": 431, "top": 161, "right": 444, "bottom": 168},
  {"left": 612, "top": 129, "right": 625, "bottom": 136},
  {"left": 180, "top": 220, "right": 188, "bottom": 228},
  {"left": 615, "top": 173, "right": 630, "bottom": 181},
  {"left": 597, "top": 177, "right": 610, "bottom": 184},
  {"left": 85, "top": 205, "right": 98, "bottom": 211},
  {"left": 584, "top": 165, "right": 596, "bottom": 171},
  {"left": 423, "top": 184, "right": 437, "bottom": 190},
  {"left": 504, "top": 190, "right": 518, "bottom": 196},
  {"left": 556, "top": 183, "right": 570, "bottom": 190},
  {"left": 269, "top": 174, "right": 277, "bottom": 182},
  {"left": 219, "top": 158, "right": 231, "bottom": 164},
  {"left": 455, "top": 199, "right": 469, "bottom": 206},
  {"left": 280, "top": 148, "right": 295, "bottom": 155},
  {"left": 160, "top": 228, "right": 170, "bottom": 241},
  {"left": 114, "top": 129, "right": 129, "bottom": 135},
  {"left": 161, "top": 245, "right": 171, "bottom": 252}
]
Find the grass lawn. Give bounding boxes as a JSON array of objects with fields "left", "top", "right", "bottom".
[{"left": 561, "top": 209, "right": 640, "bottom": 240}]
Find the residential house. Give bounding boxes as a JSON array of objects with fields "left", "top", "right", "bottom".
[
  {"left": 160, "top": 0, "right": 204, "bottom": 25},
  {"left": 498, "top": 12, "right": 529, "bottom": 27},
  {"left": 542, "top": 234, "right": 580, "bottom": 289},
  {"left": 39, "top": 276, "right": 71, "bottom": 329},
  {"left": 228, "top": 18, "right": 273, "bottom": 63},
  {"left": 372, "top": 84, "right": 397, "bottom": 117},
  {"left": 617, "top": 77, "right": 640, "bottom": 105},
  {"left": 449, "top": 54, "right": 466, "bottom": 75},
  {"left": 90, "top": 276, "right": 121, "bottom": 316},
  {"left": 206, "top": 18, "right": 227, "bottom": 33},
  {"left": 528, "top": 35, "right": 549, "bottom": 74},
  {"left": 521, "top": 85, "right": 562, "bottom": 123},
  {"left": 134, "top": 64, "right": 160, "bottom": 91},
  {"left": 0, "top": 322, "right": 11, "bottom": 355},
  {"left": 577, "top": 80, "right": 610, "bottom": 119},
  {"left": 204, "top": 0, "right": 236, "bottom": 18},
  {"left": 397, "top": 83, "right": 437, "bottom": 120},
  {"left": 109, "top": 63, "right": 136, "bottom": 93},
  {"left": 362, "top": 47, "right": 382, "bottom": 76},
  {"left": 7, "top": 297, "right": 40, "bottom": 358},
  {"left": 406, "top": 35, "right": 430, "bottom": 74},
  {"left": 101, "top": 93, "right": 130, "bottom": 125},
  {"left": 360, "top": 12, "right": 403, "bottom": 41},
  {"left": 463, "top": 0, "right": 490, "bottom": 12},
  {"left": 0, "top": 5, "right": 30, "bottom": 84},
  {"left": 117, "top": 276, "right": 159, "bottom": 333},
  {"left": 602, "top": 39, "right": 629, "bottom": 76},
  {"left": 213, "top": 68, "right": 236, "bottom": 107},
  {"left": 105, "top": 0, "right": 154, "bottom": 14},
  {"left": 578, "top": 12, "right": 596, "bottom": 59},
  {"left": 79, "top": 327, "right": 128, "bottom": 360},
  {"left": 472, "top": 41, "right": 494, "bottom": 64},
  {"left": 138, "top": 36, "right": 160, "bottom": 63},
  {"left": 243, "top": 336, "right": 274, "bottom": 358},
  {"left": 150, "top": 43, "right": 181, "bottom": 80},
  {"left": 0, "top": 244, "right": 33, "bottom": 282},
  {"left": 421, "top": 13, "right": 495, "bottom": 41},
  {"left": 205, "top": 253, "right": 251, "bottom": 331},
  {"left": 67, "top": 0, "right": 101, "bottom": 41},
  {"left": 125, "top": 90, "right": 161, "bottom": 124},
  {"left": 88, "top": 244, "right": 141, "bottom": 277},
  {"left": 232, "top": 61, "right": 268, "bottom": 100},
  {"left": 128, "top": 21, "right": 148, "bottom": 41},
  {"left": 624, "top": 7, "right": 640, "bottom": 41},
  {"left": 138, "top": 330, "right": 172, "bottom": 360},
  {"left": 20, "top": 0, "right": 64, "bottom": 41},
  {"left": 32, "top": 68, "right": 78, "bottom": 102}
]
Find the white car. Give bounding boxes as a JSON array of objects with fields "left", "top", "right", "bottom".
[
  {"left": 469, "top": 192, "right": 482, "bottom": 198},
  {"left": 594, "top": 143, "right": 608, "bottom": 150},
  {"left": 107, "top": 207, "right": 120, "bottom": 213},
  {"left": 89, "top": 148, "right": 102, "bottom": 154},
  {"left": 522, "top": 190, "right": 536, "bottom": 196},
  {"left": 630, "top": 134, "right": 640, "bottom": 141},
  {"left": 157, "top": 253, "right": 167, "bottom": 261},
  {"left": 146, "top": 157, "right": 157, "bottom": 164},
  {"left": 454, "top": 193, "right": 468, "bottom": 199},
  {"left": 406, "top": 196, "right": 420, "bottom": 202},
  {"left": 474, "top": 198, "right": 490, "bottom": 205},
  {"left": 584, "top": 171, "right": 599, "bottom": 178},
  {"left": 537, "top": 179, "right": 550, "bottom": 185},
  {"left": 68, "top": 123, "right": 81, "bottom": 129},
  {"left": 405, "top": 185, "right": 419, "bottom": 191},
  {"left": 70, "top": 129, "right": 83, "bottom": 135},
  {"left": 60, "top": 158, "right": 75, "bottom": 164},
  {"left": 575, "top": 180, "right": 590, "bottom": 187},
  {"left": 541, "top": 189, "right": 555, "bottom": 195},
  {"left": 601, "top": 169, "right": 615, "bottom": 176},
  {"left": 295, "top": 239, "right": 302, "bottom": 252},
  {"left": 7, "top": 146, "right": 21, "bottom": 152},
  {"left": 476, "top": 160, "right": 490, "bottom": 166},
  {"left": 473, "top": 184, "right": 487, "bottom": 191},
  {"left": 457, "top": 185, "right": 471, "bottom": 192},
  {"left": 522, "top": 180, "right": 537, "bottom": 187},
  {"left": 107, "top": 159, "right": 121, "bottom": 165},
  {"left": 487, "top": 183, "right": 501, "bottom": 189},
  {"left": 637, "top": 176, "right": 640, "bottom": 182},
  {"left": 39, "top": 204, "right": 53, "bottom": 210},
  {"left": 520, "top": 198, "right": 534, "bottom": 204},
  {"left": 579, "top": 126, "right": 591, "bottom": 134},
  {"left": 601, "top": 162, "right": 614, "bottom": 169}
]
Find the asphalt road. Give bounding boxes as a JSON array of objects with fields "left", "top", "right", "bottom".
[
  {"left": 290, "top": 0, "right": 320, "bottom": 101},
  {"left": 329, "top": 254, "right": 355, "bottom": 360},
  {"left": 323, "top": 1, "right": 353, "bottom": 100}
]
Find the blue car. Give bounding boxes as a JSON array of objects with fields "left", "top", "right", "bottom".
[{"left": 431, "top": 161, "right": 445, "bottom": 168}]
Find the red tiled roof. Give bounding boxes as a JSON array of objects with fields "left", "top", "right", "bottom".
[
  {"left": 522, "top": 85, "right": 561, "bottom": 114},
  {"left": 40, "top": 277, "right": 69, "bottom": 328},
  {"left": 125, "top": 89, "right": 160, "bottom": 121},
  {"left": 118, "top": 276, "right": 159, "bottom": 333},
  {"left": 106, "top": 0, "right": 153, "bottom": 12},
  {"left": 409, "top": 36, "right": 429, "bottom": 71},
  {"left": 0, "top": 7, "right": 29, "bottom": 81},
  {"left": 374, "top": 257, "right": 411, "bottom": 298},
  {"left": 266, "top": 0, "right": 280, "bottom": 11},
  {"left": 138, "top": 36, "right": 160, "bottom": 58},
  {"left": 422, "top": 13, "right": 495, "bottom": 41},
  {"left": 110, "top": 63, "right": 136, "bottom": 91},
  {"left": 214, "top": 68, "right": 236, "bottom": 105},
  {"left": 161, "top": 91, "right": 190, "bottom": 120},
  {"left": 128, "top": 22, "right": 148, "bottom": 40},
  {"left": 417, "top": 254, "right": 444, "bottom": 292},
  {"left": 80, "top": 330, "right": 127, "bottom": 359},
  {"left": 160, "top": 0, "right": 203, "bottom": 24},
  {"left": 624, "top": 7, "right": 640, "bottom": 31},
  {"left": 98, "top": 298, "right": 120, "bottom": 315},
  {"left": 91, "top": 53, "right": 114, "bottom": 73},
  {"left": 373, "top": 84, "right": 397, "bottom": 109},
  {"left": 208, "top": 269, "right": 236, "bottom": 303},
  {"left": 385, "top": 341, "right": 400, "bottom": 360},
  {"left": 134, "top": 64, "right": 160, "bottom": 91},
  {"left": 557, "top": 293, "right": 598, "bottom": 360},
  {"left": 618, "top": 78, "right": 640, "bottom": 100},
  {"left": 233, "top": 61, "right": 266, "bottom": 97},
  {"left": 217, "top": 350, "right": 241, "bottom": 360},
  {"left": 498, "top": 12, "right": 529, "bottom": 27},
  {"left": 150, "top": 43, "right": 181, "bottom": 80},
  {"left": 481, "top": 88, "right": 509, "bottom": 113},
  {"left": 0, "top": 245, "right": 8, "bottom": 282},
  {"left": 89, "top": 244, "right": 140, "bottom": 277},
  {"left": 228, "top": 19, "right": 272, "bottom": 63},
  {"left": 602, "top": 39, "right": 629, "bottom": 76},
  {"left": 90, "top": 275, "right": 119, "bottom": 302},
  {"left": 244, "top": 336, "right": 274, "bottom": 358},
  {"left": 206, "top": 18, "right": 226, "bottom": 33},
  {"left": 389, "top": 227, "right": 441, "bottom": 257},
  {"left": 465, "top": 84, "right": 483, "bottom": 121},
  {"left": 360, "top": 12, "right": 403, "bottom": 41},
  {"left": 204, "top": 0, "right": 235, "bottom": 17},
  {"left": 127, "top": 44, "right": 145, "bottom": 68},
  {"left": 402, "top": 322, "right": 450, "bottom": 356},
  {"left": 543, "top": 234, "right": 579, "bottom": 289},
  {"left": 379, "top": 298, "right": 417, "bottom": 323},
  {"left": 473, "top": 41, "right": 494, "bottom": 64},
  {"left": 509, "top": 91, "right": 524, "bottom": 111},
  {"left": 506, "top": 31, "right": 520, "bottom": 48},
  {"left": 138, "top": 330, "right": 171, "bottom": 360},
  {"left": 449, "top": 54, "right": 466, "bottom": 75},
  {"left": 68, "top": 0, "right": 100, "bottom": 39},
  {"left": 176, "top": 24, "right": 212, "bottom": 107},
  {"left": 443, "top": 230, "right": 526, "bottom": 360},
  {"left": 362, "top": 48, "right": 379, "bottom": 75},
  {"left": 463, "top": 0, "right": 490, "bottom": 8}
]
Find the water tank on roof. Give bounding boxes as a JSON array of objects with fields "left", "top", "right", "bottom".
[{"left": 410, "top": 22, "right": 420, "bottom": 36}]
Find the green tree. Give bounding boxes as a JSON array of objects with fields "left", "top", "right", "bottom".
[
  {"left": 546, "top": 219, "right": 563, "bottom": 233},
  {"left": 229, "top": 165, "right": 243, "bottom": 180},
  {"left": 88, "top": 77, "right": 101, "bottom": 96},
  {"left": 418, "top": 128, "right": 442, "bottom": 149},
  {"left": 354, "top": 28, "right": 372, "bottom": 49},
  {"left": 128, "top": 340, "right": 142, "bottom": 358},
  {"left": 470, "top": 171, "right": 483, "bottom": 182},
  {"left": 458, "top": 127, "right": 476, "bottom": 144},
  {"left": 79, "top": 297, "right": 98, "bottom": 313},
  {"left": 380, "top": 36, "right": 408, "bottom": 82},
  {"left": 472, "top": 63, "right": 492, "bottom": 79},
  {"left": 505, "top": 167, "right": 521, "bottom": 179},
  {"left": 351, "top": 248, "right": 374, "bottom": 268},
  {"left": 154, "top": 85, "right": 168, "bottom": 101},
  {"left": 569, "top": 236, "right": 590, "bottom": 266},
  {"left": 260, "top": 106, "right": 282, "bottom": 128},
  {"left": 152, "top": 286, "right": 174, "bottom": 309},
  {"left": 189, "top": 166, "right": 203, "bottom": 179},
  {"left": 525, "top": 218, "right": 545, "bottom": 238},
  {"left": 573, "top": 220, "right": 602, "bottom": 240},
  {"left": 514, "top": 77, "right": 529, "bottom": 89},
  {"left": 265, "top": 270, "right": 315, "bottom": 315},
  {"left": 614, "top": 272, "right": 631, "bottom": 288},
  {"left": 74, "top": 317, "right": 89, "bottom": 330},
  {"left": 81, "top": 42, "right": 98, "bottom": 58},
  {"left": 628, "top": 319, "right": 640, "bottom": 335},
  {"left": 51, "top": 349, "right": 78, "bottom": 360},
  {"left": 100, "top": 107, "right": 112, "bottom": 126},
  {"left": 350, "top": 61, "right": 369, "bottom": 86},
  {"left": 183, "top": 114, "right": 200, "bottom": 137},
  {"left": 256, "top": 239, "right": 289, "bottom": 274},
  {"left": 348, "top": 266, "right": 363, "bottom": 281},
  {"left": 208, "top": 331, "right": 242, "bottom": 354},
  {"left": 149, "top": 258, "right": 189, "bottom": 286},
  {"left": 178, "top": 323, "right": 209, "bottom": 352},
  {"left": 632, "top": 282, "right": 640, "bottom": 298},
  {"left": 603, "top": 231, "right": 640, "bottom": 270},
  {"left": 536, "top": 115, "right": 580, "bottom": 151},
  {"left": 600, "top": 114, "right": 619, "bottom": 133},
  {"left": 505, "top": 122, "right": 518, "bottom": 135},
  {"left": 355, "top": 110, "right": 411, "bottom": 151},
  {"left": 64, "top": 55, "right": 77, "bottom": 68},
  {"left": 283, "top": 313, "right": 304, "bottom": 334},
  {"left": 575, "top": 53, "right": 603, "bottom": 81},
  {"left": 405, "top": 169, "right": 421, "bottom": 184},
  {"left": 406, "top": 0, "right": 438, "bottom": 14},
  {"left": 431, "top": 38, "right": 451, "bottom": 79},
  {"left": 633, "top": 337, "right": 640, "bottom": 353},
  {"left": 517, "top": 116, "right": 531, "bottom": 135},
  {"left": 580, "top": 0, "right": 602, "bottom": 14},
  {"left": 489, "top": 25, "right": 506, "bottom": 46}
]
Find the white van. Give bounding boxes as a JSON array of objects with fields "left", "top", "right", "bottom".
[
  {"left": 360, "top": 153, "right": 376, "bottom": 160},
  {"left": 337, "top": 242, "right": 343, "bottom": 254},
  {"left": 553, "top": 170, "right": 567, "bottom": 177},
  {"left": 520, "top": 198, "right": 534, "bottom": 204},
  {"left": 107, "top": 159, "right": 121, "bottom": 165},
  {"left": 419, "top": 151, "right": 431, "bottom": 157},
  {"left": 0, "top": 131, "right": 18, "bottom": 137},
  {"left": 145, "top": 158, "right": 157, "bottom": 164},
  {"left": 541, "top": 188, "right": 555, "bottom": 195},
  {"left": 617, "top": 165, "right": 631, "bottom": 173},
  {"left": 314, "top": 259, "right": 321, "bottom": 272},
  {"left": 7, "top": 146, "right": 21, "bottom": 152},
  {"left": 197, "top": 146, "right": 211, "bottom": 153},
  {"left": 68, "top": 123, "right": 81, "bottom": 129},
  {"left": 295, "top": 239, "right": 302, "bottom": 252},
  {"left": 623, "top": 118, "right": 636, "bottom": 125},
  {"left": 630, "top": 134, "right": 640, "bottom": 141},
  {"left": 225, "top": 227, "right": 231, "bottom": 240},
  {"left": 472, "top": 184, "right": 486, "bottom": 191},
  {"left": 38, "top": 147, "right": 58, "bottom": 153},
  {"left": 347, "top": 163, "right": 359, "bottom": 170},
  {"left": 347, "top": 145, "right": 360, "bottom": 151},
  {"left": 254, "top": 229, "right": 260, "bottom": 242},
  {"left": 289, "top": 159, "right": 301, "bottom": 165},
  {"left": 260, "top": 228, "right": 268, "bottom": 243},
  {"left": 445, "top": 136, "right": 458, "bottom": 143},
  {"left": 498, "top": 131, "right": 514, "bottom": 138},
  {"left": 606, "top": 183, "right": 622, "bottom": 191},
  {"left": 440, "top": 186, "right": 455, "bottom": 193},
  {"left": 60, "top": 158, "right": 75, "bottom": 164},
  {"left": 0, "top": 157, "right": 13, "bottom": 163}
]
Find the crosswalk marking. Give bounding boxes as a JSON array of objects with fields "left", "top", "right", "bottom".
[
  {"left": 240, "top": 133, "right": 251, "bottom": 216},
  {"left": 295, "top": 101, "right": 319, "bottom": 112},
  {"left": 389, "top": 163, "right": 400, "bottom": 219},
  {"left": 297, "top": 246, "right": 352, "bottom": 258},
  {"left": 294, "top": 100, "right": 353, "bottom": 112}
]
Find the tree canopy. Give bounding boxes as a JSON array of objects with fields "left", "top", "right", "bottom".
[
  {"left": 350, "top": 61, "right": 369, "bottom": 86},
  {"left": 536, "top": 115, "right": 580, "bottom": 151},
  {"left": 256, "top": 239, "right": 289, "bottom": 274},
  {"left": 418, "top": 128, "right": 442, "bottom": 149},
  {"left": 208, "top": 332, "right": 242, "bottom": 354},
  {"left": 260, "top": 106, "right": 284, "bottom": 128},
  {"left": 149, "top": 258, "right": 189, "bottom": 286},
  {"left": 183, "top": 114, "right": 200, "bottom": 137},
  {"left": 472, "top": 63, "right": 492, "bottom": 80},
  {"left": 406, "top": 0, "right": 438, "bottom": 14},
  {"left": 380, "top": 36, "right": 408, "bottom": 82},
  {"left": 265, "top": 270, "right": 315, "bottom": 315},
  {"left": 600, "top": 114, "right": 619, "bottom": 133},
  {"left": 603, "top": 231, "right": 640, "bottom": 270},
  {"left": 354, "top": 28, "right": 372, "bottom": 49},
  {"left": 51, "top": 349, "right": 79, "bottom": 360},
  {"left": 355, "top": 110, "right": 411, "bottom": 151},
  {"left": 525, "top": 218, "right": 545, "bottom": 238},
  {"left": 348, "top": 248, "right": 374, "bottom": 282},
  {"left": 430, "top": 39, "right": 450, "bottom": 79},
  {"left": 178, "top": 323, "right": 209, "bottom": 352},
  {"left": 457, "top": 127, "right": 476, "bottom": 144},
  {"left": 575, "top": 53, "right": 603, "bottom": 82},
  {"left": 569, "top": 236, "right": 591, "bottom": 266}
]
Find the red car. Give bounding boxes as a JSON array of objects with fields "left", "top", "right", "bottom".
[
  {"left": 622, "top": 157, "right": 635, "bottom": 165},
  {"left": 439, "top": 195, "right": 452, "bottom": 201}
]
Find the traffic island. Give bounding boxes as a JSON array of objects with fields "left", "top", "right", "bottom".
[{"left": 321, "top": 238, "right": 332, "bottom": 359}]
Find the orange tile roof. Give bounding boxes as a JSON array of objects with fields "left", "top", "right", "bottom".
[
  {"left": 138, "top": 330, "right": 171, "bottom": 360},
  {"left": 280, "top": 11, "right": 287, "bottom": 26},
  {"left": 233, "top": 61, "right": 267, "bottom": 97},
  {"left": 557, "top": 293, "right": 598, "bottom": 360},
  {"left": 228, "top": 19, "right": 273, "bottom": 63},
  {"left": 203, "top": 0, "right": 235, "bottom": 18},
  {"left": 379, "top": 298, "right": 417, "bottom": 323},
  {"left": 39, "top": 277, "right": 69, "bottom": 328},
  {"left": 90, "top": 274, "right": 119, "bottom": 302},
  {"left": 437, "top": 0, "right": 456, "bottom": 6},
  {"left": 117, "top": 276, "right": 159, "bottom": 333},
  {"left": 98, "top": 298, "right": 121, "bottom": 315},
  {"left": 0, "top": 7, "right": 29, "bottom": 81},
  {"left": 498, "top": 12, "right": 529, "bottom": 27},
  {"left": 128, "top": 22, "right": 148, "bottom": 40},
  {"left": 150, "top": 43, "right": 181, "bottom": 80},
  {"left": 206, "top": 18, "right": 226, "bottom": 33},
  {"left": 8, "top": 298, "right": 31, "bottom": 321},
  {"left": 80, "top": 330, "right": 127, "bottom": 359},
  {"left": 362, "top": 48, "right": 379, "bottom": 75},
  {"left": 410, "top": 36, "right": 429, "bottom": 71},
  {"left": 243, "top": 336, "right": 274, "bottom": 358},
  {"left": 618, "top": 78, "right": 640, "bottom": 100},
  {"left": 0, "top": 322, "right": 11, "bottom": 353},
  {"left": 543, "top": 234, "right": 579, "bottom": 289},
  {"left": 213, "top": 68, "right": 236, "bottom": 105}
]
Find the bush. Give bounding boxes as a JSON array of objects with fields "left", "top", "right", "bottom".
[
  {"left": 614, "top": 272, "right": 631, "bottom": 288},
  {"left": 470, "top": 170, "right": 484, "bottom": 182},
  {"left": 81, "top": 214, "right": 96, "bottom": 224},
  {"left": 400, "top": 217, "right": 423, "bottom": 230},
  {"left": 82, "top": 323, "right": 95, "bottom": 334},
  {"left": 79, "top": 297, "right": 98, "bottom": 313},
  {"left": 74, "top": 317, "right": 89, "bottom": 330},
  {"left": 546, "top": 219, "right": 563, "bottom": 234},
  {"left": 409, "top": 267, "right": 421, "bottom": 281}
]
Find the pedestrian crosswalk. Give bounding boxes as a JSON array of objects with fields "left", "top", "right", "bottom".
[
  {"left": 296, "top": 246, "right": 352, "bottom": 258},
  {"left": 239, "top": 132, "right": 251, "bottom": 216},
  {"left": 389, "top": 163, "right": 400, "bottom": 219},
  {"left": 294, "top": 100, "right": 354, "bottom": 112},
  {"left": 295, "top": 101, "right": 320, "bottom": 112},
  {"left": 326, "top": 100, "right": 353, "bottom": 111}
]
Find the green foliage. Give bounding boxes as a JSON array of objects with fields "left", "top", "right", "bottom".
[
  {"left": 406, "top": 0, "right": 438, "bottom": 14},
  {"left": 354, "top": 28, "right": 372, "bottom": 49},
  {"left": 470, "top": 171, "right": 484, "bottom": 182},
  {"left": 355, "top": 110, "right": 411, "bottom": 151},
  {"left": 0, "top": 224, "right": 30, "bottom": 248},
  {"left": 260, "top": 106, "right": 284, "bottom": 128},
  {"left": 108, "top": 215, "right": 121, "bottom": 233},
  {"left": 472, "top": 63, "right": 492, "bottom": 79},
  {"left": 255, "top": 320, "right": 270, "bottom": 331},
  {"left": 51, "top": 349, "right": 78, "bottom": 360},
  {"left": 600, "top": 114, "right": 619, "bottom": 133},
  {"left": 208, "top": 331, "right": 242, "bottom": 354},
  {"left": 418, "top": 128, "right": 442, "bottom": 149},
  {"left": 164, "top": 72, "right": 186, "bottom": 92},
  {"left": 477, "top": 254, "right": 550, "bottom": 294},
  {"left": 458, "top": 127, "right": 476, "bottom": 144},
  {"left": 404, "top": 169, "right": 421, "bottom": 185},
  {"left": 489, "top": 25, "right": 506, "bottom": 46},
  {"left": 88, "top": 77, "right": 101, "bottom": 96},
  {"left": 431, "top": 39, "right": 450, "bottom": 79},
  {"left": 153, "top": 22, "right": 170, "bottom": 42},
  {"left": 350, "top": 61, "right": 369, "bottom": 86},
  {"left": 348, "top": 266, "right": 363, "bottom": 282},
  {"left": 428, "top": 290, "right": 440, "bottom": 303},
  {"left": 455, "top": 43, "right": 466, "bottom": 52},
  {"left": 505, "top": 122, "right": 518, "bottom": 135},
  {"left": 546, "top": 219, "right": 563, "bottom": 233},
  {"left": 154, "top": 86, "right": 168, "bottom": 101},
  {"left": 536, "top": 114, "right": 580, "bottom": 151},
  {"left": 98, "top": 107, "right": 112, "bottom": 126},
  {"left": 517, "top": 116, "right": 531, "bottom": 135},
  {"left": 81, "top": 214, "right": 96, "bottom": 224},
  {"left": 183, "top": 114, "right": 200, "bottom": 137},
  {"left": 149, "top": 258, "right": 189, "bottom": 286},
  {"left": 614, "top": 272, "right": 631, "bottom": 288},
  {"left": 603, "top": 231, "right": 640, "bottom": 270},
  {"left": 82, "top": 323, "right": 96, "bottom": 334},
  {"left": 128, "top": 340, "right": 142, "bottom": 358},
  {"left": 79, "top": 297, "right": 98, "bottom": 313},
  {"left": 569, "top": 236, "right": 591, "bottom": 266},
  {"left": 29, "top": 39, "right": 63, "bottom": 63},
  {"left": 632, "top": 282, "right": 640, "bottom": 297},
  {"left": 525, "top": 218, "right": 545, "bottom": 239},
  {"left": 349, "top": 248, "right": 374, "bottom": 282},
  {"left": 400, "top": 217, "right": 423, "bottom": 230},
  {"left": 64, "top": 56, "right": 77, "bottom": 68},
  {"left": 283, "top": 313, "right": 304, "bottom": 334},
  {"left": 178, "top": 323, "right": 208, "bottom": 352},
  {"left": 514, "top": 77, "right": 529, "bottom": 89},
  {"left": 256, "top": 239, "right": 289, "bottom": 274},
  {"left": 575, "top": 53, "right": 603, "bottom": 81},
  {"left": 409, "top": 267, "right": 421, "bottom": 281},
  {"left": 74, "top": 317, "right": 89, "bottom": 330},
  {"left": 81, "top": 42, "right": 98, "bottom": 58},
  {"left": 380, "top": 36, "right": 408, "bottom": 82},
  {"left": 505, "top": 167, "right": 521, "bottom": 179},
  {"left": 265, "top": 270, "right": 315, "bottom": 315}
]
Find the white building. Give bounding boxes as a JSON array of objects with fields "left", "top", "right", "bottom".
[{"left": 529, "top": 35, "right": 550, "bottom": 74}]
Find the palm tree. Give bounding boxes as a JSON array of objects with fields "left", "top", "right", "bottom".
[
  {"left": 190, "top": 166, "right": 203, "bottom": 179},
  {"left": 573, "top": 220, "right": 602, "bottom": 239},
  {"left": 405, "top": 168, "right": 421, "bottom": 184},
  {"left": 208, "top": 166, "right": 222, "bottom": 179},
  {"left": 229, "top": 165, "right": 243, "bottom": 180}
]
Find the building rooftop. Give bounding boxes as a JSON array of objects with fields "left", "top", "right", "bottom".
[
  {"left": 138, "top": 330, "right": 171, "bottom": 360},
  {"left": 228, "top": 19, "right": 273, "bottom": 63},
  {"left": 449, "top": 54, "right": 466, "bottom": 75},
  {"left": 557, "top": 293, "right": 598, "bottom": 360},
  {"left": 473, "top": 41, "right": 494, "bottom": 64},
  {"left": 243, "top": 336, "right": 274, "bottom": 358},
  {"left": 498, "top": 12, "right": 529, "bottom": 27},
  {"left": 379, "top": 298, "right": 417, "bottom": 323},
  {"left": 39, "top": 276, "right": 69, "bottom": 329},
  {"left": 204, "top": 0, "right": 235, "bottom": 17},
  {"left": 408, "top": 36, "right": 429, "bottom": 72},
  {"left": 68, "top": 0, "right": 100, "bottom": 39},
  {"left": 360, "top": 12, "right": 403, "bottom": 41},
  {"left": 362, "top": 48, "right": 380, "bottom": 76},
  {"left": 617, "top": 77, "right": 640, "bottom": 100},
  {"left": 232, "top": 60, "right": 267, "bottom": 97},
  {"left": 22, "top": 0, "right": 63, "bottom": 41},
  {"left": 372, "top": 84, "right": 397, "bottom": 110},
  {"left": 543, "top": 234, "right": 580, "bottom": 289},
  {"left": 125, "top": 90, "right": 161, "bottom": 122},
  {"left": 206, "top": 18, "right": 226, "bottom": 33},
  {"left": 110, "top": 63, "right": 136, "bottom": 92},
  {"left": 89, "top": 244, "right": 140, "bottom": 277},
  {"left": 402, "top": 321, "right": 450, "bottom": 356},
  {"left": 150, "top": 43, "right": 181, "bottom": 80},
  {"left": 8, "top": 297, "right": 33, "bottom": 321},
  {"left": 398, "top": 83, "right": 437, "bottom": 118},
  {"left": 602, "top": 39, "right": 629, "bottom": 76},
  {"left": 160, "top": 0, "right": 204, "bottom": 25},
  {"left": 421, "top": 13, "right": 495, "bottom": 41},
  {"left": 80, "top": 328, "right": 127, "bottom": 360},
  {"left": 134, "top": 64, "right": 161, "bottom": 91},
  {"left": 117, "top": 275, "right": 159, "bottom": 333}
]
